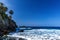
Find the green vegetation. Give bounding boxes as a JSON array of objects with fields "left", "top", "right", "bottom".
[{"left": 0, "top": 2, "right": 17, "bottom": 37}]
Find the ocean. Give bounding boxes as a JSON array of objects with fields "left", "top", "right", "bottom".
[
  {"left": 18, "top": 29, "right": 60, "bottom": 40},
  {"left": 5, "top": 27, "right": 60, "bottom": 40}
]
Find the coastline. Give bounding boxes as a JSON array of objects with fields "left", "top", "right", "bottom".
[{"left": 2, "top": 28, "right": 60, "bottom": 40}]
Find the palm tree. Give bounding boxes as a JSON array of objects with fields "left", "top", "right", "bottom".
[
  {"left": 0, "top": 3, "right": 8, "bottom": 18},
  {"left": 2, "top": 7, "right": 8, "bottom": 12},
  {"left": 0, "top": 2, "right": 3, "bottom": 8},
  {"left": 0, "top": 3, "right": 5, "bottom": 25},
  {"left": 0, "top": 3, "right": 8, "bottom": 26},
  {"left": 0, "top": 2, "right": 8, "bottom": 23},
  {"left": 9, "top": 10, "right": 14, "bottom": 19},
  {"left": 0, "top": 2, "right": 3, "bottom": 6},
  {"left": 0, "top": 3, "right": 3, "bottom": 13},
  {"left": 9, "top": 10, "right": 13, "bottom": 15}
]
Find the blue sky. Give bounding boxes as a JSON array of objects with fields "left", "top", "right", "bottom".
[{"left": 1, "top": 0, "right": 60, "bottom": 26}]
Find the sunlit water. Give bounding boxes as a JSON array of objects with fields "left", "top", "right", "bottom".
[{"left": 8, "top": 29, "right": 60, "bottom": 40}]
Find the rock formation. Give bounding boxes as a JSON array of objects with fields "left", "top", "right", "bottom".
[{"left": 0, "top": 2, "right": 17, "bottom": 37}]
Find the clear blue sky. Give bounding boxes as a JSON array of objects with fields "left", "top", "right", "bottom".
[{"left": 1, "top": 0, "right": 60, "bottom": 26}]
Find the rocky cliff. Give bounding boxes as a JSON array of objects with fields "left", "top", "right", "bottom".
[{"left": 0, "top": 2, "right": 18, "bottom": 37}]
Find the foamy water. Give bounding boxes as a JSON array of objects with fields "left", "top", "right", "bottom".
[{"left": 8, "top": 29, "right": 60, "bottom": 40}]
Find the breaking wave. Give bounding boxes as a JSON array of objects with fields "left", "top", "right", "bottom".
[{"left": 9, "top": 29, "right": 60, "bottom": 40}]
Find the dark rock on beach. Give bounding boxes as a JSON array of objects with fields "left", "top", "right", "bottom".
[{"left": 19, "top": 30, "right": 24, "bottom": 32}]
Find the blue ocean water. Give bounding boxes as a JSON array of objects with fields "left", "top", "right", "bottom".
[
  {"left": 19, "top": 29, "right": 60, "bottom": 40},
  {"left": 8, "top": 27, "right": 60, "bottom": 40}
]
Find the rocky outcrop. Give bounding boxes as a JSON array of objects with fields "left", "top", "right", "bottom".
[{"left": 0, "top": 2, "right": 18, "bottom": 37}]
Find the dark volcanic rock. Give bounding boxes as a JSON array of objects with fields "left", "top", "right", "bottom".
[{"left": 19, "top": 30, "right": 24, "bottom": 32}]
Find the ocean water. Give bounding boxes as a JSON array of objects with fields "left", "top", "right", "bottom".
[{"left": 9, "top": 29, "right": 60, "bottom": 40}]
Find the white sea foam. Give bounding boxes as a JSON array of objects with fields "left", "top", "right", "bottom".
[{"left": 8, "top": 29, "right": 60, "bottom": 40}]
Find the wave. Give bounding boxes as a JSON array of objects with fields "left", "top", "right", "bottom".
[{"left": 6, "top": 29, "right": 60, "bottom": 40}]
